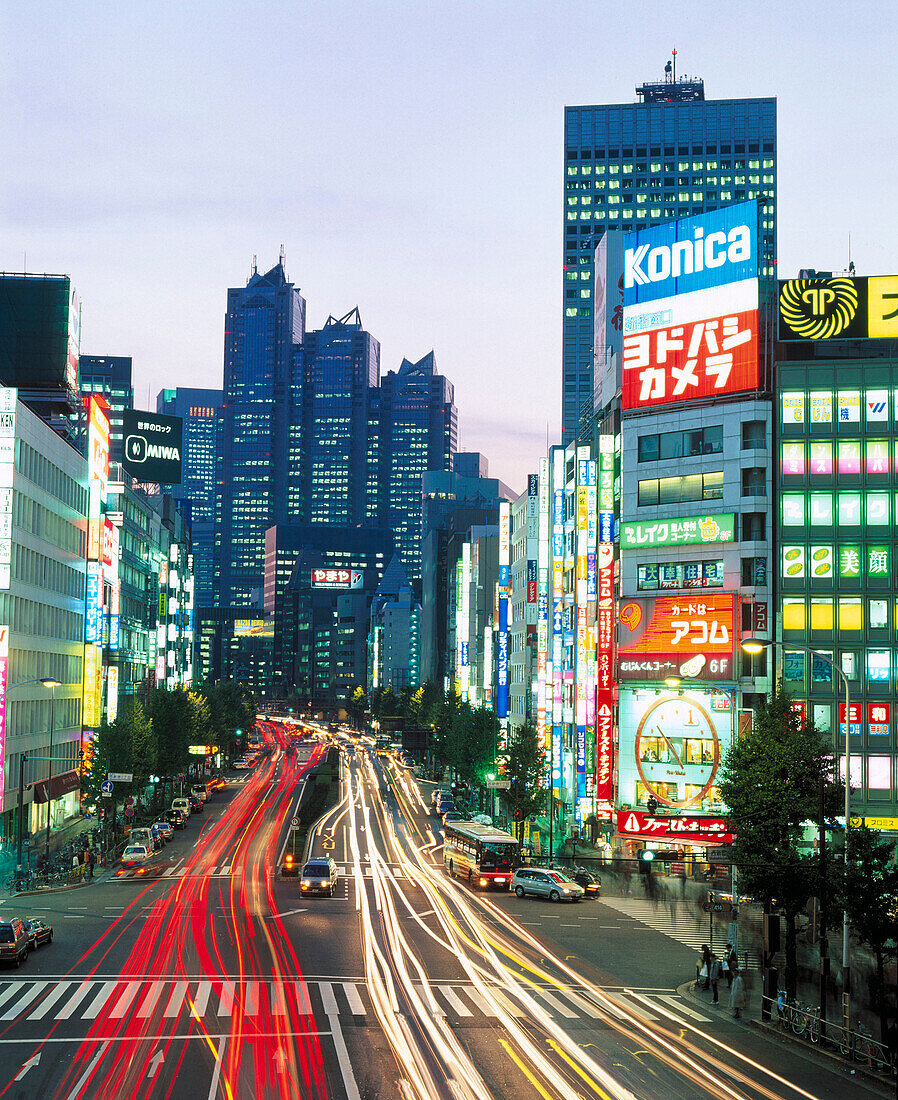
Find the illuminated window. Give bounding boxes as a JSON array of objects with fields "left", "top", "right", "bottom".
[
  {"left": 868, "top": 757, "right": 892, "bottom": 789},
  {"left": 870, "top": 599, "right": 888, "bottom": 629},
  {"left": 781, "top": 494, "right": 804, "bottom": 526},
  {"left": 867, "top": 651, "right": 890, "bottom": 683},
  {"left": 809, "top": 494, "right": 833, "bottom": 525},
  {"left": 838, "top": 440, "right": 860, "bottom": 474},
  {"left": 782, "top": 599, "right": 806, "bottom": 631},
  {"left": 838, "top": 597, "right": 863, "bottom": 631},
  {"left": 810, "top": 599, "right": 833, "bottom": 632}
]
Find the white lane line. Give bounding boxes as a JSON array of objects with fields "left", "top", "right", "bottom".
[
  {"left": 1, "top": 982, "right": 49, "bottom": 1020},
  {"left": 342, "top": 984, "right": 366, "bottom": 1015},
  {"left": 560, "top": 988, "right": 605, "bottom": 1019},
  {"left": 110, "top": 980, "right": 141, "bottom": 1019},
  {"left": 621, "top": 998, "right": 658, "bottom": 1023},
  {"left": 218, "top": 980, "right": 235, "bottom": 1015},
  {"left": 82, "top": 981, "right": 118, "bottom": 1019},
  {"left": 531, "top": 986, "right": 578, "bottom": 1019},
  {"left": 27, "top": 981, "right": 72, "bottom": 1021},
  {"left": 324, "top": 1006, "right": 361, "bottom": 1100},
  {"left": 137, "top": 980, "right": 166, "bottom": 1018},
  {"left": 206, "top": 1035, "right": 227, "bottom": 1100},
  {"left": 65, "top": 1040, "right": 109, "bottom": 1100},
  {"left": 271, "top": 982, "right": 288, "bottom": 1016},
  {"left": 317, "top": 982, "right": 339, "bottom": 1016},
  {"left": 656, "top": 994, "right": 711, "bottom": 1022},
  {"left": 192, "top": 981, "right": 213, "bottom": 1017},
  {"left": 436, "top": 986, "right": 472, "bottom": 1017},
  {"left": 55, "top": 980, "right": 97, "bottom": 1021},
  {"left": 244, "top": 981, "right": 259, "bottom": 1017},
  {"left": 164, "top": 980, "right": 189, "bottom": 1017}
]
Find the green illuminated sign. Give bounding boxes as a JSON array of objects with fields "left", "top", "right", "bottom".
[{"left": 621, "top": 513, "right": 735, "bottom": 550}]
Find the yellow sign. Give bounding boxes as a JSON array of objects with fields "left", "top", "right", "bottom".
[
  {"left": 851, "top": 815, "right": 898, "bottom": 831},
  {"left": 867, "top": 276, "right": 898, "bottom": 338}
]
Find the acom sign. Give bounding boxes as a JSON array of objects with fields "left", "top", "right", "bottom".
[{"left": 122, "top": 409, "right": 183, "bottom": 484}]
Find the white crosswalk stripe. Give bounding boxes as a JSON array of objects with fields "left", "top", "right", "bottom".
[
  {"left": 598, "top": 896, "right": 714, "bottom": 952},
  {"left": 0, "top": 978, "right": 711, "bottom": 1027}
]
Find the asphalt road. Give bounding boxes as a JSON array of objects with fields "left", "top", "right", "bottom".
[{"left": 0, "top": 728, "right": 884, "bottom": 1100}]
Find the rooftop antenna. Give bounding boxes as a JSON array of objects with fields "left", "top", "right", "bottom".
[
  {"left": 252, "top": 253, "right": 258, "bottom": 275},
  {"left": 279, "top": 243, "right": 286, "bottom": 267},
  {"left": 848, "top": 234, "right": 855, "bottom": 276},
  {"left": 672, "top": 48, "right": 677, "bottom": 83}
]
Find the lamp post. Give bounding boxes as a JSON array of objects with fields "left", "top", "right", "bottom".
[
  {"left": 2, "top": 678, "right": 62, "bottom": 875},
  {"left": 741, "top": 637, "right": 851, "bottom": 1029}
]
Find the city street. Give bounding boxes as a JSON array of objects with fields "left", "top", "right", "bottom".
[{"left": 0, "top": 730, "right": 884, "bottom": 1099}]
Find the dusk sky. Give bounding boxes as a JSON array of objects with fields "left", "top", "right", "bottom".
[{"left": 5, "top": 2, "right": 898, "bottom": 492}]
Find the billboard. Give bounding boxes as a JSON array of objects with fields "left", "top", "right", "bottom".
[
  {"left": 617, "top": 594, "right": 736, "bottom": 681},
  {"left": 0, "top": 390, "right": 15, "bottom": 590},
  {"left": 618, "top": 687, "right": 735, "bottom": 810},
  {"left": 311, "top": 568, "right": 363, "bottom": 590},
  {"left": 617, "top": 809, "right": 734, "bottom": 845},
  {"left": 122, "top": 409, "right": 183, "bottom": 484},
  {"left": 233, "top": 619, "right": 275, "bottom": 637},
  {"left": 621, "top": 513, "right": 735, "bottom": 550},
  {"left": 778, "top": 276, "right": 898, "bottom": 341},
  {"left": 593, "top": 231, "right": 624, "bottom": 410},
  {"left": 622, "top": 202, "right": 759, "bottom": 410}
]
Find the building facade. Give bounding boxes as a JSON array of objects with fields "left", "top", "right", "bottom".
[
  {"left": 563, "top": 70, "right": 776, "bottom": 442},
  {"left": 369, "top": 557, "right": 421, "bottom": 693},
  {"left": 80, "top": 356, "right": 134, "bottom": 462}
]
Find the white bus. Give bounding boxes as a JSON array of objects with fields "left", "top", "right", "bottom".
[{"left": 443, "top": 821, "right": 520, "bottom": 889}]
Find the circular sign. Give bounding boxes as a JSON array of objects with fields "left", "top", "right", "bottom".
[
  {"left": 635, "top": 694, "right": 720, "bottom": 809},
  {"left": 125, "top": 805, "right": 135, "bottom": 818},
  {"left": 290, "top": 817, "right": 299, "bottom": 828}
]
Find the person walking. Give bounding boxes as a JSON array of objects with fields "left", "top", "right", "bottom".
[
  {"left": 700, "top": 944, "right": 712, "bottom": 990},
  {"left": 709, "top": 953, "right": 722, "bottom": 1004},
  {"left": 729, "top": 967, "right": 746, "bottom": 1020},
  {"left": 87, "top": 848, "right": 95, "bottom": 880},
  {"left": 725, "top": 943, "right": 737, "bottom": 988}
]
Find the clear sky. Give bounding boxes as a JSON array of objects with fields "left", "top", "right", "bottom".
[{"left": 5, "top": 1, "right": 898, "bottom": 493}]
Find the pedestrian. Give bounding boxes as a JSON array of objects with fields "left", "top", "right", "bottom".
[
  {"left": 709, "top": 953, "right": 722, "bottom": 1004},
  {"left": 87, "top": 848, "right": 95, "bottom": 880},
  {"left": 725, "top": 942, "right": 737, "bottom": 988},
  {"left": 700, "top": 944, "right": 712, "bottom": 989},
  {"left": 729, "top": 967, "right": 746, "bottom": 1020}
]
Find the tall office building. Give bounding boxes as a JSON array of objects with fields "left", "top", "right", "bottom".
[
  {"left": 214, "top": 257, "right": 305, "bottom": 610},
  {"left": 374, "top": 352, "right": 457, "bottom": 581},
  {"left": 301, "top": 308, "right": 380, "bottom": 526},
  {"left": 157, "top": 387, "right": 223, "bottom": 609},
  {"left": 562, "top": 65, "right": 776, "bottom": 442},
  {"left": 80, "top": 356, "right": 134, "bottom": 462}
]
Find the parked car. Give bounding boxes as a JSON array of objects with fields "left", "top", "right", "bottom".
[
  {"left": 171, "top": 797, "right": 192, "bottom": 818},
  {"left": 25, "top": 918, "right": 53, "bottom": 949},
  {"left": 511, "top": 867, "right": 584, "bottom": 902},
  {"left": 187, "top": 794, "right": 203, "bottom": 813},
  {"left": 191, "top": 783, "right": 210, "bottom": 804},
  {"left": 0, "top": 919, "right": 29, "bottom": 967},
  {"left": 572, "top": 869, "right": 601, "bottom": 898},
  {"left": 165, "top": 808, "right": 187, "bottom": 830},
  {"left": 300, "top": 856, "right": 339, "bottom": 897},
  {"left": 441, "top": 810, "right": 464, "bottom": 827},
  {"left": 153, "top": 821, "right": 173, "bottom": 843},
  {"left": 121, "top": 845, "right": 151, "bottom": 867}
]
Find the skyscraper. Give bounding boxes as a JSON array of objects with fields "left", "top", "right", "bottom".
[
  {"left": 214, "top": 257, "right": 305, "bottom": 610},
  {"left": 80, "top": 356, "right": 134, "bottom": 462},
  {"left": 562, "top": 65, "right": 776, "bottom": 442},
  {"left": 157, "top": 387, "right": 223, "bottom": 609},
  {"left": 301, "top": 308, "right": 380, "bottom": 526},
  {"left": 374, "top": 352, "right": 457, "bottom": 581}
]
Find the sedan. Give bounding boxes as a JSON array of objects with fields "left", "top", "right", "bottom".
[
  {"left": 572, "top": 870, "right": 602, "bottom": 898},
  {"left": 187, "top": 794, "right": 203, "bottom": 813},
  {"left": 165, "top": 809, "right": 187, "bottom": 830},
  {"left": 121, "top": 845, "right": 150, "bottom": 867},
  {"left": 25, "top": 918, "right": 53, "bottom": 949}
]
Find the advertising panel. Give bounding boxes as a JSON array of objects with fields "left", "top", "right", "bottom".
[
  {"left": 498, "top": 501, "right": 510, "bottom": 589},
  {"left": 0, "top": 626, "right": 7, "bottom": 800},
  {"left": 778, "top": 275, "right": 898, "bottom": 341},
  {"left": 233, "top": 619, "right": 275, "bottom": 637},
  {"left": 86, "top": 395, "right": 110, "bottom": 505},
  {"left": 621, "top": 513, "right": 735, "bottom": 550},
  {"left": 595, "top": 434, "right": 615, "bottom": 807},
  {"left": 0, "top": 390, "right": 15, "bottom": 590},
  {"left": 593, "top": 231, "right": 625, "bottom": 410},
  {"left": 621, "top": 202, "right": 759, "bottom": 410},
  {"left": 122, "top": 409, "right": 183, "bottom": 484},
  {"left": 496, "top": 594, "right": 508, "bottom": 719},
  {"left": 66, "top": 285, "right": 81, "bottom": 395},
  {"left": 617, "top": 809, "right": 734, "bottom": 845},
  {"left": 618, "top": 688, "right": 735, "bottom": 809},
  {"left": 618, "top": 594, "right": 735, "bottom": 681},
  {"left": 311, "top": 568, "right": 363, "bottom": 590}
]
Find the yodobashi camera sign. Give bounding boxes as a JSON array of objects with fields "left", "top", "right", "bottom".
[{"left": 122, "top": 409, "right": 183, "bottom": 484}]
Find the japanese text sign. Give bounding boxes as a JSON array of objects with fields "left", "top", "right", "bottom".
[
  {"left": 618, "top": 594, "right": 736, "bottom": 681},
  {"left": 621, "top": 513, "right": 734, "bottom": 549}
]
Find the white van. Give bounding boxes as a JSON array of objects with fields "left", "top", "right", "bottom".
[{"left": 172, "top": 797, "right": 192, "bottom": 817}]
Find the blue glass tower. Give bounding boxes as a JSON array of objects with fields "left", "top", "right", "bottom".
[{"left": 562, "top": 69, "right": 776, "bottom": 442}]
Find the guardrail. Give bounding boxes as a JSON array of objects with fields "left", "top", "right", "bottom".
[{"left": 762, "top": 994, "right": 895, "bottom": 1077}]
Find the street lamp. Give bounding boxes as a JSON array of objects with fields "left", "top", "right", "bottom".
[{"left": 740, "top": 637, "right": 852, "bottom": 1027}]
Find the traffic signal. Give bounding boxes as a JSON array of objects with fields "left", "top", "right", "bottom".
[
  {"left": 639, "top": 848, "right": 655, "bottom": 873},
  {"left": 646, "top": 796, "right": 659, "bottom": 815}
]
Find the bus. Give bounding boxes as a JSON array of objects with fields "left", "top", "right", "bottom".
[{"left": 442, "top": 821, "right": 520, "bottom": 889}]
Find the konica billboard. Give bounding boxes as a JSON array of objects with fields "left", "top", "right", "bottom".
[{"left": 621, "top": 201, "right": 759, "bottom": 410}]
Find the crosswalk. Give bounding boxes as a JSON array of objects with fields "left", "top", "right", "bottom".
[
  {"left": 599, "top": 896, "right": 716, "bottom": 952},
  {"left": 0, "top": 977, "right": 710, "bottom": 1028},
  {"left": 116, "top": 859, "right": 233, "bottom": 880}
]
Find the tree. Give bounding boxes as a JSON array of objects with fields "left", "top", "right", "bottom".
[
  {"left": 503, "top": 723, "right": 546, "bottom": 842},
  {"left": 842, "top": 825, "right": 898, "bottom": 1043},
  {"left": 128, "top": 702, "right": 157, "bottom": 794},
  {"left": 151, "top": 687, "right": 192, "bottom": 786},
  {"left": 717, "top": 684, "right": 842, "bottom": 999},
  {"left": 344, "top": 685, "right": 368, "bottom": 730}
]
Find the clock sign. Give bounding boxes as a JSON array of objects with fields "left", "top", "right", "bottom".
[{"left": 634, "top": 693, "right": 721, "bottom": 808}]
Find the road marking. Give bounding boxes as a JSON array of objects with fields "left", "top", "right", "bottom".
[
  {"left": 436, "top": 986, "right": 473, "bottom": 1017},
  {"left": 342, "top": 984, "right": 366, "bottom": 1015},
  {"left": 206, "top": 1035, "right": 227, "bottom": 1100},
  {"left": 164, "top": 981, "right": 189, "bottom": 1017},
  {"left": 218, "top": 980, "right": 235, "bottom": 1015},
  {"left": 64, "top": 1040, "right": 109, "bottom": 1100},
  {"left": 13, "top": 1052, "right": 39, "bottom": 1080},
  {"left": 244, "top": 981, "right": 259, "bottom": 1016},
  {"left": 55, "top": 980, "right": 97, "bottom": 1020},
  {"left": 193, "top": 980, "right": 213, "bottom": 1016},
  {"left": 137, "top": 980, "right": 166, "bottom": 1018},
  {"left": 2, "top": 982, "right": 49, "bottom": 1020},
  {"left": 271, "top": 982, "right": 288, "bottom": 1016},
  {"left": 656, "top": 994, "right": 711, "bottom": 1022},
  {"left": 559, "top": 988, "right": 605, "bottom": 1019},
  {"left": 82, "top": 981, "right": 118, "bottom": 1019},
  {"left": 27, "top": 981, "right": 71, "bottom": 1020},
  {"left": 110, "top": 980, "right": 140, "bottom": 1019},
  {"left": 531, "top": 986, "right": 578, "bottom": 1019},
  {"left": 318, "top": 982, "right": 339, "bottom": 1015}
]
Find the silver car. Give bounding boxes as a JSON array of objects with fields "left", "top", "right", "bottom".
[
  {"left": 301, "top": 857, "right": 339, "bottom": 897},
  {"left": 511, "top": 867, "right": 585, "bottom": 902}
]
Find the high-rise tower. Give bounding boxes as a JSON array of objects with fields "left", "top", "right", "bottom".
[{"left": 562, "top": 63, "right": 776, "bottom": 442}]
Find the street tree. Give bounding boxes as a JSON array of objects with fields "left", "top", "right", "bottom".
[
  {"left": 344, "top": 685, "right": 368, "bottom": 729},
  {"left": 503, "top": 723, "right": 546, "bottom": 842},
  {"left": 842, "top": 824, "right": 898, "bottom": 1043},
  {"left": 150, "top": 686, "right": 192, "bottom": 788},
  {"left": 717, "top": 684, "right": 842, "bottom": 999}
]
